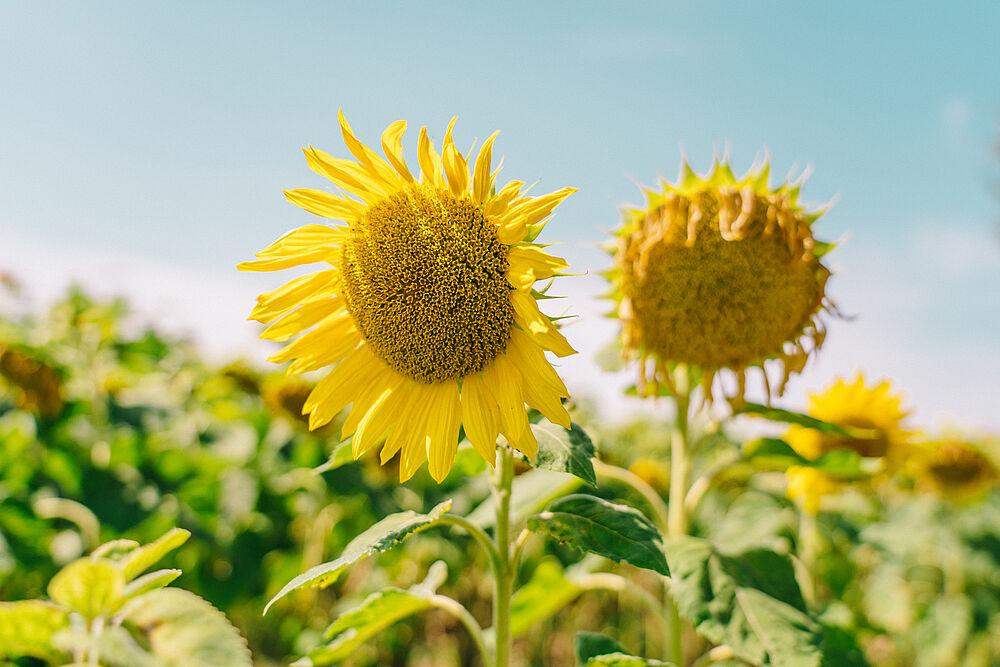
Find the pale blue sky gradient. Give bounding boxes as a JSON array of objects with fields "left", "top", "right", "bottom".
[{"left": 2, "top": 1, "right": 998, "bottom": 423}]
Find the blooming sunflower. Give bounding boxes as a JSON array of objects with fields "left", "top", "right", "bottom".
[
  {"left": 239, "top": 112, "right": 577, "bottom": 482},
  {"left": 785, "top": 465, "right": 838, "bottom": 515},
  {"left": 606, "top": 158, "right": 834, "bottom": 404},
  {"left": 785, "top": 373, "right": 912, "bottom": 465}
]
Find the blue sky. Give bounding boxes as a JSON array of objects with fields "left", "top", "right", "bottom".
[{"left": 2, "top": 1, "right": 999, "bottom": 426}]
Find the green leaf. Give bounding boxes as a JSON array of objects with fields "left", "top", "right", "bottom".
[
  {"left": 313, "top": 439, "right": 356, "bottom": 474},
  {"left": 297, "top": 565, "right": 447, "bottom": 666},
  {"left": 584, "top": 654, "right": 674, "bottom": 666},
  {"left": 528, "top": 495, "right": 669, "bottom": 575},
  {"left": 118, "top": 528, "right": 190, "bottom": 581},
  {"left": 0, "top": 600, "right": 69, "bottom": 660},
  {"left": 664, "top": 536, "right": 822, "bottom": 667},
  {"left": 533, "top": 422, "right": 597, "bottom": 487},
  {"left": 265, "top": 499, "right": 452, "bottom": 614},
  {"left": 511, "top": 559, "right": 584, "bottom": 637},
  {"left": 736, "top": 403, "right": 856, "bottom": 437},
  {"left": 120, "top": 568, "right": 182, "bottom": 603},
  {"left": 48, "top": 558, "right": 125, "bottom": 619},
  {"left": 743, "top": 439, "right": 867, "bottom": 479},
  {"left": 120, "top": 588, "right": 252, "bottom": 667},
  {"left": 468, "top": 468, "right": 583, "bottom": 529},
  {"left": 576, "top": 631, "right": 625, "bottom": 663}
]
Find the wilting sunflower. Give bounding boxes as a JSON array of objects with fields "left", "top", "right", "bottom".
[
  {"left": 785, "top": 373, "right": 912, "bottom": 466},
  {"left": 606, "top": 158, "right": 834, "bottom": 403},
  {"left": 917, "top": 438, "right": 999, "bottom": 501},
  {"left": 239, "top": 112, "right": 577, "bottom": 482}
]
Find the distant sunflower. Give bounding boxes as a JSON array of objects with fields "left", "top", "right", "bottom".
[
  {"left": 785, "top": 465, "right": 837, "bottom": 515},
  {"left": 606, "top": 158, "right": 834, "bottom": 403},
  {"left": 918, "top": 438, "right": 998, "bottom": 501},
  {"left": 239, "top": 112, "right": 577, "bottom": 482},
  {"left": 786, "top": 373, "right": 912, "bottom": 465}
]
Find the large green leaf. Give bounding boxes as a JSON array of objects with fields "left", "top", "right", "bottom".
[
  {"left": 533, "top": 422, "right": 597, "bottom": 487},
  {"left": 736, "top": 404, "right": 855, "bottom": 437},
  {"left": 511, "top": 559, "right": 584, "bottom": 636},
  {"left": 664, "top": 536, "right": 821, "bottom": 667},
  {"left": 120, "top": 588, "right": 252, "bottom": 667},
  {"left": 265, "top": 499, "right": 452, "bottom": 614},
  {"left": 118, "top": 528, "right": 191, "bottom": 581},
  {"left": 528, "top": 495, "right": 669, "bottom": 575},
  {"left": 48, "top": 558, "right": 125, "bottom": 620},
  {"left": 296, "top": 564, "right": 448, "bottom": 666},
  {"left": 0, "top": 600, "right": 69, "bottom": 660}
]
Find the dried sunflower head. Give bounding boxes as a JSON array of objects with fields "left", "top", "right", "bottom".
[{"left": 607, "top": 157, "right": 834, "bottom": 404}]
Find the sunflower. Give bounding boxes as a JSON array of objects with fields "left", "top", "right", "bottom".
[
  {"left": 606, "top": 158, "right": 834, "bottom": 404},
  {"left": 239, "top": 112, "right": 577, "bottom": 482},
  {"left": 785, "top": 373, "right": 912, "bottom": 465},
  {"left": 917, "top": 437, "right": 999, "bottom": 501}
]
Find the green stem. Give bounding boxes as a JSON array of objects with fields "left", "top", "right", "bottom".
[
  {"left": 575, "top": 572, "right": 671, "bottom": 657},
  {"left": 492, "top": 446, "right": 515, "bottom": 667},
  {"left": 797, "top": 509, "right": 818, "bottom": 607},
  {"left": 666, "top": 367, "right": 691, "bottom": 666}
]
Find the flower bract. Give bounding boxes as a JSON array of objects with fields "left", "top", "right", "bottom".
[{"left": 239, "top": 112, "right": 577, "bottom": 482}]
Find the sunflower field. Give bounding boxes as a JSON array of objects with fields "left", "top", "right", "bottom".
[{"left": 1, "top": 109, "right": 999, "bottom": 667}]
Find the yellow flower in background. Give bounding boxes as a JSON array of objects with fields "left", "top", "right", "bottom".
[
  {"left": 786, "top": 373, "right": 911, "bottom": 465},
  {"left": 239, "top": 112, "right": 577, "bottom": 482},
  {"left": 918, "top": 438, "right": 999, "bottom": 502},
  {"left": 606, "top": 158, "right": 834, "bottom": 404},
  {"left": 785, "top": 465, "right": 837, "bottom": 515}
]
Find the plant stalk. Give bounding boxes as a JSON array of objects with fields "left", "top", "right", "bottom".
[
  {"left": 492, "top": 445, "right": 515, "bottom": 667},
  {"left": 666, "top": 367, "right": 691, "bottom": 666}
]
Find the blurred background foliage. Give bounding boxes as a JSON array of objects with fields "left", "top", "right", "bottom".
[{"left": 1, "top": 287, "right": 999, "bottom": 666}]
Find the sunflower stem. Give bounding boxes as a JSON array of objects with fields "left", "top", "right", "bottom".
[
  {"left": 666, "top": 366, "right": 691, "bottom": 666},
  {"left": 492, "top": 445, "right": 515, "bottom": 667}
]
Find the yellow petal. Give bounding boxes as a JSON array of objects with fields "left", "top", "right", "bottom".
[
  {"left": 283, "top": 189, "right": 359, "bottom": 221},
  {"left": 510, "top": 290, "right": 577, "bottom": 357},
  {"left": 342, "top": 368, "right": 405, "bottom": 439},
  {"left": 380, "top": 382, "right": 423, "bottom": 463},
  {"left": 496, "top": 187, "right": 577, "bottom": 243},
  {"left": 266, "top": 310, "right": 353, "bottom": 359},
  {"left": 506, "top": 331, "right": 570, "bottom": 428},
  {"left": 237, "top": 224, "right": 341, "bottom": 271},
  {"left": 417, "top": 127, "right": 444, "bottom": 188},
  {"left": 507, "top": 328, "right": 569, "bottom": 396},
  {"left": 460, "top": 374, "right": 500, "bottom": 464},
  {"left": 381, "top": 120, "right": 415, "bottom": 183},
  {"left": 338, "top": 110, "right": 404, "bottom": 188},
  {"left": 249, "top": 269, "right": 338, "bottom": 323},
  {"left": 506, "top": 245, "right": 570, "bottom": 289},
  {"left": 426, "top": 382, "right": 461, "bottom": 483},
  {"left": 285, "top": 325, "right": 362, "bottom": 375},
  {"left": 509, "top": 420, "right": 538, "bottom": 461},
  {"left": 304, "top": 146, "right": 389, "bottom": 203},
  {"left": 304, "top": 344, "right": 383, "bottom": 429},
  {"left": 484, "top": 180, "right": 524, "bottom": 218},
  {"left": 352, "top": 375, "right": 410, "bottom": 458},
  {"left": 260, "top": 299, "right": 344, "bottom": 342},
  {"left": 473, "top": 131, "right": 500, "bottom": 205},
  {"left": 482, "top": 353, "right": 528, "bottom": 447},
  {"left": 443, "top": 143, "right": 470, "bottom": 197}
]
